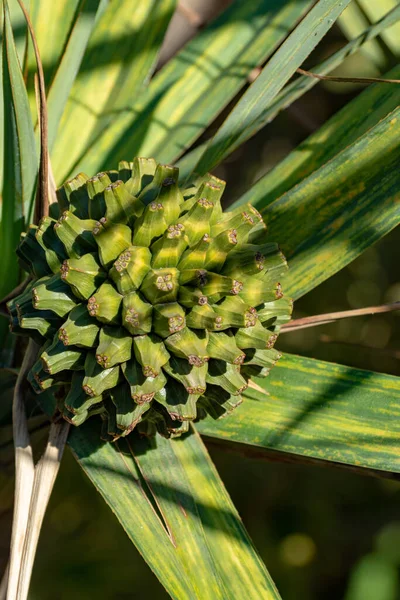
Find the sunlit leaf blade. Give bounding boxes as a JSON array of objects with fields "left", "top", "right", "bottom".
[
  {"left": 46, "top": 0, "right": 109, "bottom": 150},
  {"left": 338, "top": 0, "right": 400, "bottom": 68},
  {"left": 0, "top": 0, "right": 37, "bottom": 360},
  {"left": 177, "top": 7, "right": 400, "bottom": 184},
  {"left": 0, "top": 1, "right": 29, "bottom": 194},
  {"left": 68, "top": 0, "right": 314, "bottom": 180},
  {"left": 29, "top": 0, "right": 82, "bottom": 87},
  {"left": 338, "top": 1, "right": 387, "bottom": 68},
  {"left": 134, "top": 429, "right": 280, "bottom": 599},
  {"left": 258, "top": 105, "right": 400, "bottom": 299},
  {"left": 197, "top": 354, "right": 400, "bottom": 476},
  {"left": 233, "top": 63, "right": 400, "bottom": 212},
  {"left": 51, "top": 0, "right": 176, "bottom": 183},
  {"left": 358, "top": 0, "right": 400, "bottom": 57},
  {"left": 68, "top": 425, "right": 281, "bottom": 599},
  {"left": 67, "top": 424, "right": 193, "bottom": 600},
  {"left": 233, "top": 6, "right": 400, "bottom": 168},
  {"left": 193, "top": 0, "right": 352, "bottom": 175}
]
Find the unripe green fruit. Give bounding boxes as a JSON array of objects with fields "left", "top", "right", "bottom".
[{"left": 8, "top": 158, "right": 292, "bottom": 440}]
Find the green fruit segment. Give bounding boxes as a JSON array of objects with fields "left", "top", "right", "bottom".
[
  {"left": 179, "top": 197, "right": 214, "bottom": 246},
  {"left": 257, "top": 297, "right": 293, "bottom": 329},
  {"left": 58, "top": 304, "right": 100, "bottom": 348},
  {"left": 155, "top": 379, "right": 198, "bottom": 421},
  {"left": 54, "top": 211, "right": 97, "bottom": 258},
  {"left": 125, "top": 157, "right": 157, "bottom": 197},
  {"left": 41, "top": 337, "right": 86, "bottom": 374},
  {"left": 132, "top": 200, "right": 167, "bottom": 247},
  {"left": 186, "top": 178, "right": 225, "bottom": 223},
  {"left": 222, "top": 242, "right": 279, "bottom": 278},
  {"left": 199, "top": 385, "right": 243, "bottom": 419},
  {"left": 35, "top": 217, "right": 67, "bottom": 273},
  {"left": 109, "top": 246, "right": 151, "bottom": 294},
  {"left": 82, "top": 353, "right": 120, "bottom": 397},
  {"left": 28, "top": 360, "right": 70, "bottom": 392},
  {"left": 243, "top": 347, "right": 282, "bottom": 369},
  {"left": 88, "top": 281, "right": 122, "bottom": 325},
  {"left": 140, "top": 268, "right": 179, "bottom": 304},
  {"left": 235, "top": 319, "right": 278, "bottom": 350},
  {"left": 65, "top": 372, "right": 103, "bottom": 415},
  {"left": 158, "top": 180, "right": 182, "bottom": 226},
  {"left": 32, "top": 274, "right": 77, "bottom": 317},
  {"left": 118, "top": 161, "right": 132, "bottom": 183},
  {"left": 206, "top": 361, "right": 247, "bottom": 396},
  {"left": 207, "top": 331, "right": 245, "bottom": 365},
  {"left": 87, "top": 172, "right": 111, "bottom": 220},
  {"left": 10, "top": 285, "right": 62, "bottom": 339},
  {"left": 17, "top": 226, "right": 51, "bottom": 277},
  {"left": 239, "top": 278, "right": 283, "bottom": 307},
  {"left": 186, "top": 303, "right": 224, "bottom": 331},
  {"left": 104, "top": 180, "right": 139, "bottom": 223},
  {"left": 122, "top": 359, "right": 167, "bottom": 404},
  {"left": 96, "top": 326, "right": 132, "bottom": 369},
  {"left": 213, "top": 296, "right": 257, "bottom": 328},
  {"left": 163, "top": 355, "right": 207, "bottom": 394},
  {"left": 133, "top": 334, "right": 170, "bottom": 378},
  {"left": 178, "top": 286, "right": 208, "bottom": 308},
  {"left": 60, "top": 253, "right": 106, "bottom": 300},
  {"left": 164, "top": 328, "right": 209, "bottom": 366},
  {"left": 122, "top": 292, "right": 152, "bottom": 335},
  {"left": 110, "top": 383, "right": 151, "bottom": 432},
  {"left": 87, "top": 171, "right": 112, "bottom": 198},
  {"left": 93, "top": 221, "right": 132, "bottom": 268},
  {"left": 150, "top": 225, "right": 187, "bottom": 268},
  {"left": 57, "top": 173, "right": 90, "bottom": 219},
  {"left": 204, "top": 229, "right": 238, "bottom": 271},
  {"left": 138, "top": 163, "right": 177, "bottom": 207},
  {"left": 177, "top": 234, "right": 210, "bottom": 270},
  {"left": 152, "top": 303, "right": 186, "bottom": 338}
]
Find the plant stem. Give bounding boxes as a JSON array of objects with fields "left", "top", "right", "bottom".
[
  {"left": 17, "top": 421, "right": 70, "bottom": 600},
  {"left": 281, "top": 301, "right": 400, "bottom": 332},
  {"left": 296, "top": 67, "right": 400, "bottom": 85},
  {"left": 7, "top": 336, "right": 70, "bottom": 600},
  {"left": 0, "top": 563, "right": 9, "bottom": 600},
  {"left": 7, "top": 340, "right": 38, "bottom": 600}
]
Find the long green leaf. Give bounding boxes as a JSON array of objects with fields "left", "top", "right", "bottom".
[
  {"left": 193, "top": 0, "right": 352, "bottom": 175},
  {"left": 0, "top": 0, "right": 30, "bottom": 194},
  {"left": 358, "top": 0, "right": 400, "bottom": 57},
  {"left": 29, "top": 0, "right": 82, "bottom": 87},
  {"left": 338, "top": 1, "right": 387, "bottom": 68},
  {"left": 0, "top": 0, "right": 37, "bottom": 362},
  {"left": 51, "top": 0, "right": 176, "bottom": 183},
  {"left": 45, "top": 0, "right": 109, "bottom": 151},
  {"left": 197, "top": 354, "right": 400, "bottom": 477},
  {"left": 233, "top": 63, "right": 400, "bottom": 212},
  {"left": 68, "top": 424, "right": 281, "bottom": 599},
  {"left": 235, "top": 6, "right": 400, "bottom": 168},
  {"left": 66, "top": 0, "right": 314, "bottom": 181},
  {"left": 258, "top": 105, "right": 400, "bottom": 299},
  {"left": 178, "top": 7, "right": 400, "bottom": 183},
  {"left": 338, "top": 0, "right": 400, "bottom": 68}
]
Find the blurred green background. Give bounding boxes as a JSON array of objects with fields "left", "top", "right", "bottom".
[{"left": 2, "top": 1, "right": 400, "bottom": 598}]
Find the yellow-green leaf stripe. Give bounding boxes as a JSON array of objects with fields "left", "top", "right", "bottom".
[{"left": 197, "top": 354, "right": 400, "bottom": 476}]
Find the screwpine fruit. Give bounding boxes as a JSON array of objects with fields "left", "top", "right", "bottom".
[{"left": 8, "top": 158, "right": 292, "bottom": 440}]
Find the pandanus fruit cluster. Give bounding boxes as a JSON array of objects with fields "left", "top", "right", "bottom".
[{"left": 8, "top": 158, "right": 292, "bottom": 440}]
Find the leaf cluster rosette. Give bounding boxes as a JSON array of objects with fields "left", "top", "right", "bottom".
[{"left": 8, "top": 158, "right": 292, "bottom": 440}]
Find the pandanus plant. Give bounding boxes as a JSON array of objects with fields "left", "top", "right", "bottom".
[{"left": 1, "top": 0, "right": 400, "bottom": 598}]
